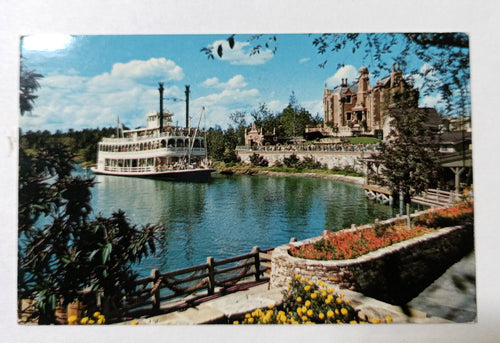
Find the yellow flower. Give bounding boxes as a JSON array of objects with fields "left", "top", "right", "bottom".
[
  {"left": 97, "top": 317, "right": 105, "bottom": 325},
  {"left": 307, "top": 309, "right": 313, "bottom": 317},
  {"left": 310, "top": 293, "right": 317, "bottom": 299},
  {"left": 327, "top": 310, "right": 334, "bottom": 318},
  {"left": 302, "top": 315, "right": 308, "bottom": 321},
  {"left": 371, "top": 318, "right": 381, "bottom": 324},
  {"left": 295, "top": 274, "right": 301, "bottom": 280},
  {"left": 93, "top": 311, "right": 101, "bottom": 318},
  {"left": 336, "top": 297, "right": 343, "bottom": 304},
  {"left": 308, "top": 281, "right": 314, "bottom": 286},
  {"left": 327, "top": 288, "right": 335, "bottom": 293},
  {"left": 245, "top": 313, "right": 251, "bottom": 319},
  {"left": 233, "top": 321, "right": 239, "bottom": 324},
  {"left": 88, "top": 319, "right": 95, "bottom": 325},
  {"left": 321, "top": 291, "right": 327, "bottom": 297},
  {"left": 296, "top": 297, "right": 302, "bottom": 303},
  {"left": 350, "top": 320, "right": 358, "bottom": 324},
  {"left": 318, "top": 281, "right": 326, "bottom": 287},
  {"left": 297, "top": 307, "right": 303, "bottom": 316},
  {"left": 248, "top": 317, "right": 254, "bottom": 324},
  {"left": 305, "top": 300, "right": 311, "bottom": 308},
  {"left": 341, "top": 308, "right": 348, "bottom": 316},
  {"left": 131, "top": 320, "right": 139, "bottom": 325},
  {"left": 386, "top": 316, "right": 393, "bottom": 323},
  {"left": 325, "top": 298, "right": 331, "bottom": 305},
  {"left": 335, "top": 309, "right": 339, "bottom": 315},
  {"left": 80, "top": 317, "right": 89, "bottom": 325},
  {"left": 304, "top": 285, "right": 311, "bottom": 292},
  {"left": 340, "top": 293, "right": 344, "bottom": 298},
  {"left": 318, "top": 313, "right": 325, "bottom": 320},
  {"left": 267, "top": 304, "right": 274, "bottom": 310},
  {"left": 68, "top": 315, "right": 78, "bottom": 325}
]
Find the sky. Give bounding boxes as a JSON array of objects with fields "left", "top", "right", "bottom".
[{"left": 19, "top": 33, "right": 453, "bottom": 133}]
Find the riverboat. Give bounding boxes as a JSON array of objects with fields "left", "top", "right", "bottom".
[{"left": 91, "top": 84, "right": 215, "bottom": 182}]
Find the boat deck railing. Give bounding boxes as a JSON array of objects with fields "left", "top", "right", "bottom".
[
  {"left": 101, "top": 131, "right": 193, "bottom": 143},
  {"left": 104, "top": 166, "right": 156, "bottom": 173}
]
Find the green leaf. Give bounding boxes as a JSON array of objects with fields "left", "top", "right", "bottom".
[
  {"left": 88, "top": 249, "right": 98, "bottom": 262},
  {"left": 102, "top": 243, "right": 112, "bottom": 264},
  {"left": 217, "top": 44, "right": 223, "bottom": 58},
  {"left": 228, "top": 35, "right": 235, "bottom": 49}
]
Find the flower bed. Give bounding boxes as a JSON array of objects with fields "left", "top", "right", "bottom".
[
  {"left": 270, "top": 201, "right": 474, "bottom": 304},
  {"left": 234, "top": 276, "right": 390, "bottom": 324},
  {"left": 290, "top": 201, "right": 473, "bottom": 261}
]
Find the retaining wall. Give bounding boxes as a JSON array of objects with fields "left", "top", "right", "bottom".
[
  {"left": 270, "top": 217, "right": 474, "bottom": 305},
  {"left": 236, "top": 150, "right": 366, "bottom": 173}
]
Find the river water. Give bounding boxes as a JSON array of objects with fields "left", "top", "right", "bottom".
[{"left": 80, "top": 166, "right": 395, "bottom": 277}]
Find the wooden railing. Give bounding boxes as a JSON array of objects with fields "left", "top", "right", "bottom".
[
  {"left": 412, "top": 188, "right": 463, "bottom": 207},
  {"left": 111, "top": 246, "right": 273, "bottom": 320}
]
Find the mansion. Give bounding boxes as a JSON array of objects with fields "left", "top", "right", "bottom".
[{"left": 306, "top": 64, "right": 439, "bottom": 140}]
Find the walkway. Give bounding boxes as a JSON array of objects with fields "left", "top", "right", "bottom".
[{"left": 408, "top": 250, "right": 476, "bottom": 323}]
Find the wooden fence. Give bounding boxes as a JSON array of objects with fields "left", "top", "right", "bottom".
[
  {"left": 411, "top": 188, "right": 463, "bottom": 207},
  {"left": 109, "top": 246, "right": 272, "bottom": 321}
]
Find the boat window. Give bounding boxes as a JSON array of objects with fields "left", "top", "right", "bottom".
[
  {"left": 177, "top": 139, "right": 184, "bottom": 147},
  {"left": 161, "top": 140, "right": 167, "bottom": 148}
]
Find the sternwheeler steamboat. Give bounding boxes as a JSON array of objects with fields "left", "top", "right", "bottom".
[{"left": 91, "top": 83, "right": 215, "bottom": 182}]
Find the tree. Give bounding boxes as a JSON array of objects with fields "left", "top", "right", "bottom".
[
  {"left": 279, "top": 92, "right": 315, "bottom": 138},
  {"left": 376, "top": 89, "right": 440, "bottom": 205},
  {"left": 20, "top": 60, "right": 44, "bottom": 115},
  {"left": 18, "top": 146, "right": 162, "bottom": 323}
]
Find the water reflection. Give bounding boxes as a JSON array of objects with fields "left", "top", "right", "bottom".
[{"left": 88, "top": 171, "right": 394, "bottom": 277}]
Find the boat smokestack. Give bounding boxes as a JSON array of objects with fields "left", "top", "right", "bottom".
[
  {"left": 185, "top": 85, "right": 190, "bottom": 129},
  {"left": 159, "top": 82, "right": 164, "bottom": 131}
]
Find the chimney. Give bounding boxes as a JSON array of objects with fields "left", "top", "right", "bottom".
[
  {"left": 185, "top": 85, "right": 190, "bottom": 129},
  {"left": 158, "top": 82, "right": 164, "bottom": 131}
]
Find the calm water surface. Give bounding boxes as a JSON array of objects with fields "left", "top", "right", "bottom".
[{"left": 83, "top": 167, "right": 394, "bottom": 277}]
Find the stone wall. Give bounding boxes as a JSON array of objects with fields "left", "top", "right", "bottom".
[
  {"left": 236, "top": 150, "right": 366, "bottom": 174},
  {"left": 270, "top": 217, "right": 474, "bottom": 305}
]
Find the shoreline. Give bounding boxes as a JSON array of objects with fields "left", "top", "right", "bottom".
[{"left": 217, "top": 168, "right": 365, "bottom": 185}]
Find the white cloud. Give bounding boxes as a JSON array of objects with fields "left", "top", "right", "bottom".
[
  {"left": 111, "top": 58, "right": 184, "bottom": 81},
  {"left": 209, "top": 39, "right": 274, "bottom": 65},
  {"left": 20, "top": 58, "right": 185, "bottom": 132},
  {"left": 325, "top": 65, "right": 359, "bottom": 87},
  {"left": 299, "top": 58, "right": 310, "bottom": 64},
  {"left": 202, "top": 75, "right": 247, "bottom": 90}
]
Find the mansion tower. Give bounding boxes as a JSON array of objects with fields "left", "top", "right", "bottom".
[{"left": 310, "top": 64, "right": 427, "bottom": 139}]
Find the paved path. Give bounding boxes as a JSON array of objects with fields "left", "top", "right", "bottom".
[{"left": 407, "top": 250, "right": 477, "bottom": 323}]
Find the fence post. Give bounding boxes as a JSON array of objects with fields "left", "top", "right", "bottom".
[
  {"left": 252, "top": 246, "right": 261, "bottom": 282},
  {"left": 207, "top": 256, "right": 215, "bottom": 296},
  {"left": 151, "top": 268, "right": 160, "bottom": 313}
]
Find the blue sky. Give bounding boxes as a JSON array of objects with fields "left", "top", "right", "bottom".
[{"left": 20, "top": 34, "right": 456, "bottom": 132}]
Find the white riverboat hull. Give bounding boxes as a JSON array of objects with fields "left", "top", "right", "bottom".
[{"left": 90, "top": 167, "right": 216, "bottom": 182}]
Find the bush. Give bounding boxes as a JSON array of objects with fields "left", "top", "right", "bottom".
[
  {"left": 249, "top": 153, "right": 269, "bottom": 167},
  {"left": 299, "top": 155, "right": 324, "bottom": 169},
  {"left": 283, "top": 154, "right": 300, "bottom": 168},
  {"left": 234, "top": 276, "right": 390, "bottom": 324}
]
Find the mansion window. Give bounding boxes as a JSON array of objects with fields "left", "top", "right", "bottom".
[
  {"left": 345, "top": 95, "right": 352, "bottom": 103},
  {"left": 346, "top": 112, "right": 352, "bottom": 121}
]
